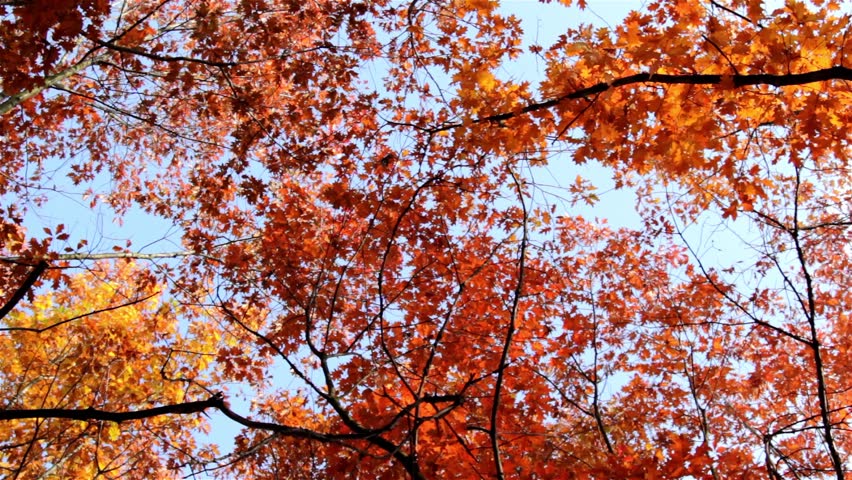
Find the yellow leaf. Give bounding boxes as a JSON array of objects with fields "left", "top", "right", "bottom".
[
  {"left": 106, "top": 423, "right": 121, "bottom": 441},
  {"left": 476, "top": 70, "right": 497, "bottom": 91}
]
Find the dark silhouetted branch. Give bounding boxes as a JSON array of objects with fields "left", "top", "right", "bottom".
[{"left": 0, "top": 261, "right": 47, "bottom": 321}]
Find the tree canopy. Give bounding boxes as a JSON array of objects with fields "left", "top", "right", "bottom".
[{"left": 1, "top": 0, "right": 850, "bottom": 478}]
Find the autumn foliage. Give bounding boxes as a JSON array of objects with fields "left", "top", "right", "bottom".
[{"left": 1, "top": 0, "right": 850, "bottom": 478}]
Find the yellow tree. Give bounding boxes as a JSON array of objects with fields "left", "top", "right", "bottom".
[{"left": 0, "top": 262, "right": 221, "bottom": 477}]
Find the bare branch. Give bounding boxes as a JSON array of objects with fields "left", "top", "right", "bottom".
[
  {"left": 710, "top": 0, "right": 761, "bottom": 25},
  {"left": 0, "top": 261, "right": 47, "bottom": 321},
  {"left": 490, "top": 166, "right": 529, "bottom": 480},
  {"left": 0, "top": 54, "right": 106, "bottom": 116},
  {"left": 0, "top": 292, "right": 159, "bottom": 333},
  {"left": 0, "top": 237, "right": 260, "bottom": 264},
  {"left": 788, "top": 168, "right": 844, "bottom": 479},
  {"left": 0, "top": 251, "right": 198, "bottom": 264},
  {"left": 420, "top": 66, "right": 852, "bottom": 132},
  {"left": 0, "top": 395, "right": 223, "bottom": 423}
]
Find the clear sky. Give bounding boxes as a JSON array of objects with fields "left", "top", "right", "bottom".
[{"left": 499, "top": 1, "right": 644, "bottom": 230}]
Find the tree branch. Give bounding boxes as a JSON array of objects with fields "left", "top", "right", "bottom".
[
  {"left": 0, "top": 237, "right": 260, "bottom": 264},
  {"left": 427, "top": 66, "right": 852, "bottom": 132},
  {"left": 0, "top": 54, "right": 106, "bottom": 116},
  {"left": 0, "top": 292, "right": 158, "bottom": 333},
  {"left": 0, "top": 260, "right": 47, "bottom": 321},
  {"left": 789, "top": 167, "right": 845, "bottom": 479},
  {"left": 0, "top": 392, "right": 413, "bottom": 446},
  {"left": 0, "top": 394, "right": 225, "bottom": 423},
  {"left": 490, "top": 166, "right": 529, "bottom": 480},
  {"left": 0, "top": 251, "right": 198, "bottom": 264}
]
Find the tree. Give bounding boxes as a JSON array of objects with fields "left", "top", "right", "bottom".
[
  {"left": 0, "top": 0, "right": 850, "bottom": 478},
  {"left": 0, "top": 262, "right": 219, "bottom": 477}
]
